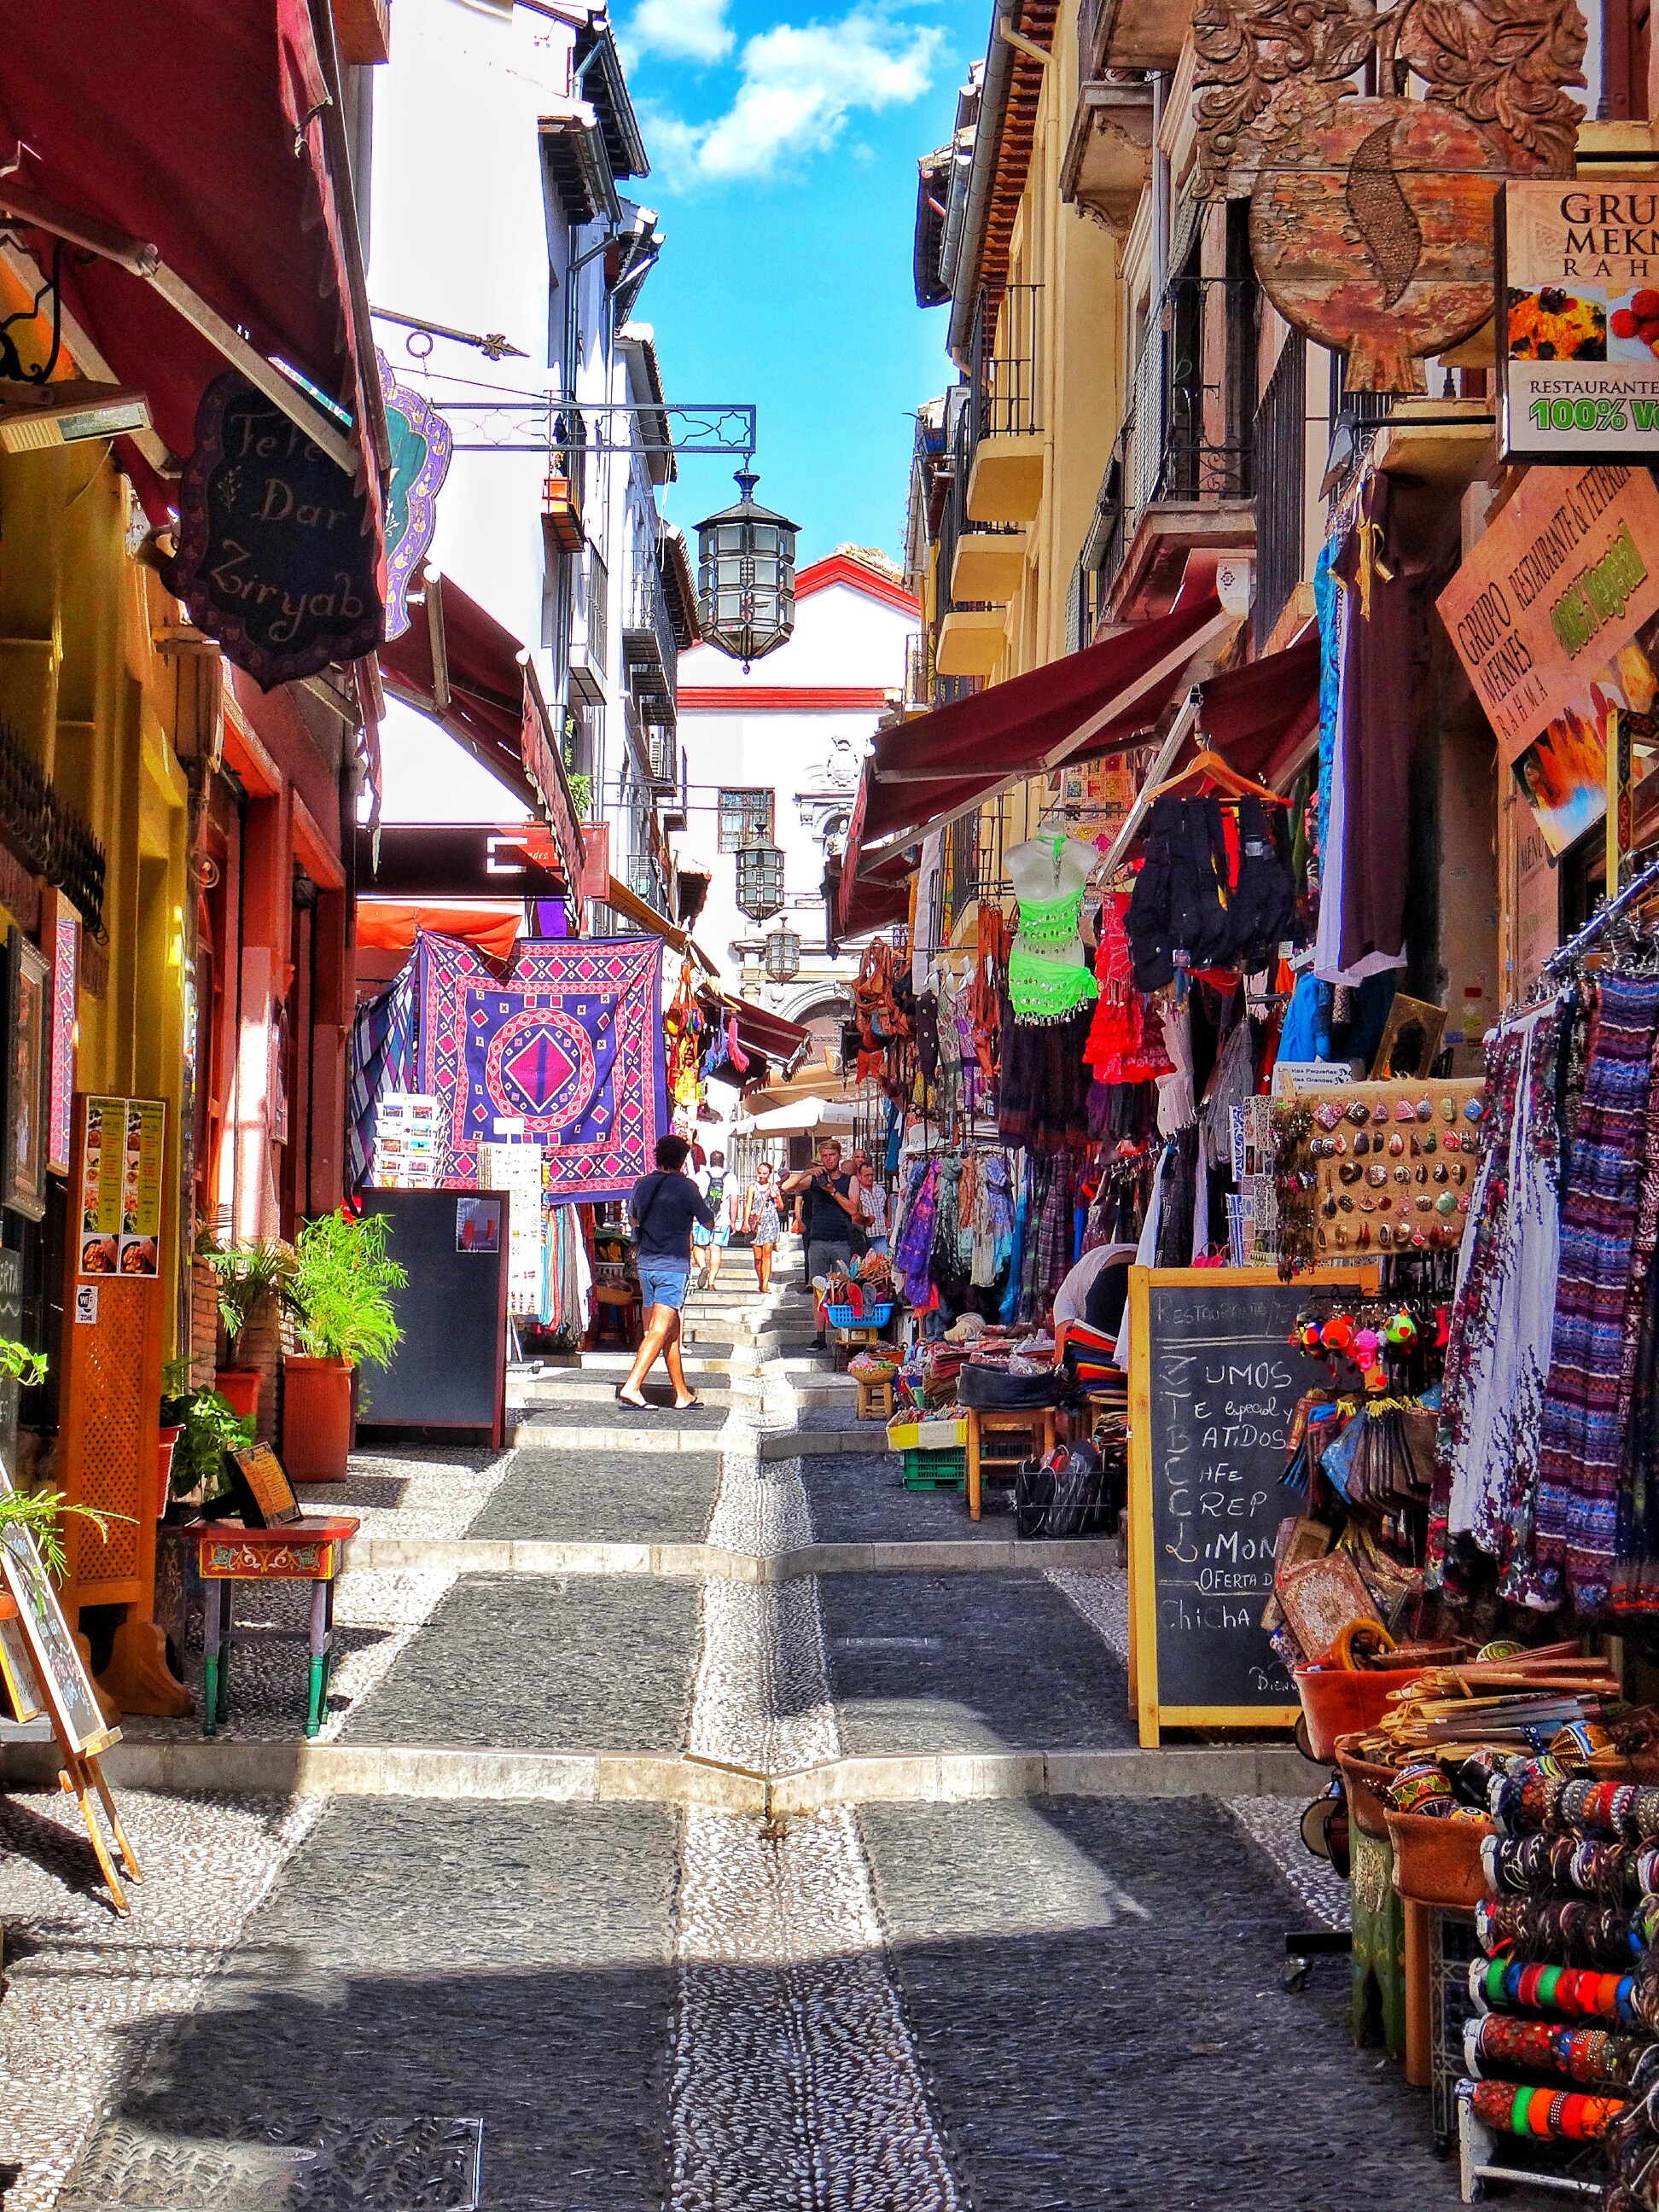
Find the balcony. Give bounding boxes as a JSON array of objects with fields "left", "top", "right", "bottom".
[
  {"left": 949, "top": 522, "right": 1028, "bottom": 606},
  {"left": 964, "top": 285, "right": 1045, "bottom": 525},
  {"left": 1077, "top": 0, "right": 1190, "bottom": 78},
  {"left": 1090, "top": 271, "right": 1258, "bottom": 628},
  {"left": 622, "top": 558, "right": 678, "bottom": 719},
  {"left": 541, "top": 408, "right": 586, "bottom": 558},
  {"left": 1059, "top": 79, "right": 1155, "bottom": 238}
]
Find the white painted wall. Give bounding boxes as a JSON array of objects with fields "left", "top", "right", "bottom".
[{"left": 677, "top": 567, "right": 918, "bottom": 1016}]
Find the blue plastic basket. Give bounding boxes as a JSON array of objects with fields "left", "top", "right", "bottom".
[{"left": 824, "top": 1301, "right": 894, "bottom": 1329}]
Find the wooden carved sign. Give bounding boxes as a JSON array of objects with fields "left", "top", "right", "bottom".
[
  {"left": 1195, "top": 0, "right": 1586, "bottom": 391},
  {"left": 167, "top": 372, "right": 383, "bottom": 689}
]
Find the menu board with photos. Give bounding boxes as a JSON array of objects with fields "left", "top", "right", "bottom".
[{"left": 78, "top": 1095, "right": 166, "bottom": 1280}]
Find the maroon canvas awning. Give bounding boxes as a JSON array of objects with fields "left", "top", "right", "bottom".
[
  {"left": 0, "top": 0, "right": 383, "bottom": 540},
  {"left": 381, "top": 573, "right": 585, "bottom": 909},
  {"left": 1190, "top": 631, "right": 1321, "bottom": 785},
  {"left": 840, "top": 591, "right": 1230, "bottom": 934}
]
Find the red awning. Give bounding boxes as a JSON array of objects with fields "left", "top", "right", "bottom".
[
  {"left": 1189, "top": 631, "right": 1321, "bottom": 785},
  {"left": 840, "top": 590, "right": 1230, "bottom": 934},
  {"left": 0, "top": 3, "right": 383, "bottom": 537},
  {"left": 725, "top": 998, "right": 812, "bottom": 1073},
  {"left": 380, "top": 573, "right": 586, "bottom": 909}
]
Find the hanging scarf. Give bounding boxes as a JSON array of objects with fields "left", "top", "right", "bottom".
[{"left": 1536, "top": 975, "right": 1659, "bottom": 1614}]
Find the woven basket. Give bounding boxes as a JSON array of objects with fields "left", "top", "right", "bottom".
[{"left": 1335, "top": 1736, "right": 1399, "bottom": 1841}]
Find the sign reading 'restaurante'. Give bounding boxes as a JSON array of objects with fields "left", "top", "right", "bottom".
[
  {"left": 1436, "top": 462, "right": 1659, "bottom": 763},
  {"left": 1500, "top": 183, "right": 1659, "bottom": 464}
]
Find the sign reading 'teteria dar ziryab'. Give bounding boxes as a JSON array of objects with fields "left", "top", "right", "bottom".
[{"left": 1500, "top": 182, "right": 1659, "bottom": 462}]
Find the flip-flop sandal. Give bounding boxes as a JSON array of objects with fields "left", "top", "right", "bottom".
[
  {"left": 615, "top": 1388, "right": 653, "bottom": 1411},
  {"left": 674, "top": 1395, "right": 702, "bottom": 1411}
]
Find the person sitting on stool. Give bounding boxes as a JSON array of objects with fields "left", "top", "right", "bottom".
[{"left": 781, "top": 1137, "right": 859, "bottom": 1348}]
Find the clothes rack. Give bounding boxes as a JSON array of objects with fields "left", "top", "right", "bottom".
[{"left": 1542, "top": 849, "right": 1659, "bottom": 983}]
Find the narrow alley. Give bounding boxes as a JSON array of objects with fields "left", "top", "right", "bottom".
[{"left": 0, "top": 1241, "right": 1470, "bottom": 2211}]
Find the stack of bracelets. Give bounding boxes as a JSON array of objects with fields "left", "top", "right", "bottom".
[{"left": 1459, "top": 1757, "right": 1659, "bottom": 2203}]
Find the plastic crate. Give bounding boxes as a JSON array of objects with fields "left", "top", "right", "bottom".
[
  {"left": 901, "top": 1447, "right": 967, "bottom": 1491},
  {"left": 825, "top": 1301, "right": 895, "bottom": 1329}
]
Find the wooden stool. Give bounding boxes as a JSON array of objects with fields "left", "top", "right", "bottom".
[
  {"left": 964, "top": 1405, "right": 1065, "bottom": 1520},
  {"left": 587, "top": 1282, "right": 642, "bottom": 1349},
  {"left": 195, "top": 1516, "right": 360, "bottom": 1738},
  {"left": 855, "top": 1373, "right": 894, "bottom": 1420}
]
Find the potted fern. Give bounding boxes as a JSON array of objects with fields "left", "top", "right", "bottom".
[
  {"left": 205, "top": 1238, "right": 297, "bottom": 1422},
  {"left": 282, "top": 1208, "right": 405, "bottom": 1481}
]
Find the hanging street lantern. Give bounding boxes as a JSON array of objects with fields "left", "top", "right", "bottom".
[
  {"left": 763, "top": 923, "right": 801, "bottom": 982},
  {"left": 695, "top": 468, "right": 799, "bottom": 670}
]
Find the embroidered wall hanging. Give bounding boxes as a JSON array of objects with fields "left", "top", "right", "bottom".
[{"left": 416, "top": 933, "right": 667, "bottom": 1202}]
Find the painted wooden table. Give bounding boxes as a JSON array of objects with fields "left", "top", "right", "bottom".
[{"left": 194, "top": 1517, "right": 360, "bottom": 1738}]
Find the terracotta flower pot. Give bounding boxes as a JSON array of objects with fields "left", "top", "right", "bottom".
[
  {"left": 156, "top": 1424, "right": 181, "bottom": 1517},
  {"left": 281, "top": 1354, "right": 353, "bottom": 1481},
  {"left": 214, "top": 1368, "right": 261, "bottom": 1421}
]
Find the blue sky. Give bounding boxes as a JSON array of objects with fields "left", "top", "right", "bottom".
[{"left": 622, "top": 1, "right": 985, "bottom": 568}]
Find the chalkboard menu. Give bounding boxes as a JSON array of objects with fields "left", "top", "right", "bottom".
[
  {"left": 1126, "top": 1267, "right": 1369, "bottom": 1746},
  {"left": 348, "top": 1190, "right": 509, "bottom": 1447}
]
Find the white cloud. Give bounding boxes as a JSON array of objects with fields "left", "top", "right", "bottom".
[
  {"left": 646, "top": 7, "right": 945, "bottom": 187},
  {"left": 627, "top": 0, "right": 735, "bottom": 66}
]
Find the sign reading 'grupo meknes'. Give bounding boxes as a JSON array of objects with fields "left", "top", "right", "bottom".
[
  {"left": 1437, "top": 463, "right": 1659, "bottom": 764},
  {"left": 1501, "top": 183, "right": 1659, "bottom": 463},
  {"left": 167, "top": 372, "right": 382, "bottom": 690}
]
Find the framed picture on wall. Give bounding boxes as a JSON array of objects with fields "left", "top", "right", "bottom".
[{"left": 3, "top": 928, "right": 50, "bottom": 1222}]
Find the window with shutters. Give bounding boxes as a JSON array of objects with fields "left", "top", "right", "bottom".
[{"left": 718, "top": 788, "right": 774, "bottom": 852}]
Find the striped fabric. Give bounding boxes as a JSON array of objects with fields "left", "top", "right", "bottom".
[
  {"left": 346, "top": 955, "right": 418, "bottom": 1193},
  {"left": 1536, "top": 975, "right": 1659, "bottom": 1612}
]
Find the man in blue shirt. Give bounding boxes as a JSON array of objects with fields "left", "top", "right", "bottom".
[
  {"left": 618, "top": 1134, "right": 715, "bottom": 1411},
  {"left": 782, "top": 1136, "right": 859, "bottom": 1346}
]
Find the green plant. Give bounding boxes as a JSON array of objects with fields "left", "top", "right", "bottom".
[
  {"left": 289, "top": 1209, "right": 406, "bottom": 1369},
  {"left": 0, "top": 1337, "right": 46, "bottom": 1390},
  {"left": 0, "top": 1488, "right": 125, "bottom": 1583},
  {"left": 567, "top": 771, "right": 592, "bottom": 818},
  {"left": 160, "top": 1382, "right": 254, "bottom": 1505},
  {"left": 205, "top": 1239, "right": 298, "bottom": 1359}
]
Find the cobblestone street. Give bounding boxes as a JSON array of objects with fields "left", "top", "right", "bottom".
[{"left": 0, "top": 1263, "right": 1484, "bottom": 2209}]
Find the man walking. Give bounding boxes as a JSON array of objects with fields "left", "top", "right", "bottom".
[
  {"left": 618, "top": 1135, "right": 715, "bottom": 1411},
  {"left": 782, "top": 1138, "right": 859, "bottom": 1347}
]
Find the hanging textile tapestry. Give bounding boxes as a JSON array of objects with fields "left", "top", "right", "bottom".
[{"left": 416, "top": 932, "right": 667, "bottom": 1202}]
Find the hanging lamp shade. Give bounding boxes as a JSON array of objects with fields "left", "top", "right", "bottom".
[
  {"left": 763, "top": 923, "right": 801, "bottom": 981},
  {"left": 695, "top": 468, "right": 799, "bottom": 668}
]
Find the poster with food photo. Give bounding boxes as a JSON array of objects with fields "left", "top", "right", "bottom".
[{"left": 1500, "top": 182, "right": 1659, "bottom": 462}]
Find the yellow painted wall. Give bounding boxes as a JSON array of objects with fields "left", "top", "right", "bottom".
[
  {"left": 0, "top": 443, "right": 190, "bottom": 1355},
  {"left": 981, "top": 0, "right": 1127, "bottom": 849}
]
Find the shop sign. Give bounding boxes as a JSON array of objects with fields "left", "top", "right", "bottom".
[
  {"left": 1195, "top": 0, "right": 1585, "bottom": 393},
  {"left": 167, "top": 372, "right": 382, "bottom": 690},
  {"left": 1499, "top": 183, "right": 1659, "bottom": 462},
  {"left": 1438, "top": 463, "right": 1659, "bottom": 853},
  {"left": 378, "top": 350, "right": 451, "bottom": 641},
  {"left": 47, "top": 899, "right": 77, "bottom": 1179}
]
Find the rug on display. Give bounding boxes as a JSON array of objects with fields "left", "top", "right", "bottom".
[{"left": 416, "top": 931, "right": 668, "bottom": 1202}]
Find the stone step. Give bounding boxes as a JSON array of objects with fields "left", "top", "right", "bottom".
[
  {"left": 0, "top": 1736, "right": 1312, "bottom": 1808},
  {"left": 342, "top": 1534, "right": 1126, "bottom": 1580},
  {"left": 759, "top": 1423, "right": 887, "bottom": 1459},
  {"left": 509, "top": 1419, "right": 736, "bottom": 1452},
  {"left": 515, "top": 1375, "right": 739, "bottom": 1404}
]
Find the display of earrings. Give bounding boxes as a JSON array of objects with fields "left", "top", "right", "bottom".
[{"left": 1271, "top": 1076, "right": 1488, "bottom": 1269}]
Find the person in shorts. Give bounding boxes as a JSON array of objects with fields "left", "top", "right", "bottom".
[
  {"left": 692, "top": 1151, "right": 731, "bottom": 1290},
  {"left": 619, "top": 1135, "right": 715, "bottom": 1411},
  {"left": 782, "top": 1137, "right": 859, "bottom": 1346}
]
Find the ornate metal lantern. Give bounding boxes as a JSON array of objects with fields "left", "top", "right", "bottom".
[
  {"left": 695, "top": 469, "right": 799, "bottom": 669},
  {"left": 763, "top": 923, "right": 801, "bottom": 982}
]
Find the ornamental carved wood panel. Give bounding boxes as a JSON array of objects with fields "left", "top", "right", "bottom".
[{"left": 1195, "top": 0, "right": 1587, "bottom": 390}]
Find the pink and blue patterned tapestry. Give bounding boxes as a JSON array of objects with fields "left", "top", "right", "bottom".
[{"left": 416, "top": 933, "right": 667, "bottom": 1201}]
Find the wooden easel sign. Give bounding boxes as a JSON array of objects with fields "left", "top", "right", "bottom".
[
  {"left": 1126, "top": 1266, "right": 1374, "bottom": 1749},
  {"left": 0, "top": 1464, "right": 141, "bottom": 1912}
]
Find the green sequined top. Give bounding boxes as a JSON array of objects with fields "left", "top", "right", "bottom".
[{"left": 1009, "top": 868, "right": 1097, "bottom": 1024}]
